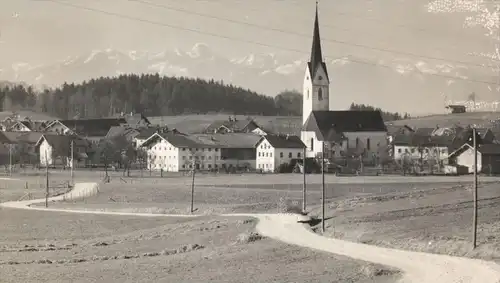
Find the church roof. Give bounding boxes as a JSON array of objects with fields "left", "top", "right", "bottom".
[
  {"left": 308, "top": 4, "right": 329, "bottom": 82},
  {"left": 303, "top": 111, "right": 387, "bottom": 141}
]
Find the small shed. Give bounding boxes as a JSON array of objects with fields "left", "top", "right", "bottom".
[{"left": 448, "top": 143, "right": 500, "bottom": 174}]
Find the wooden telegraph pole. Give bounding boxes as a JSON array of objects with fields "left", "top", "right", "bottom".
[
  {"left": 321, "top": 141, "right": 326, "bottom": 233},
  {"left": 302, "top": 146, "right": 307, "bottom": 213},
  {"left": 45, "top": 150, "right": 49, "bottom": 208},
  {"left": 70, "top": 139, "right": 74, "bottom": 186},
  {"left": 472, "top": 128, "right": 478, "bottom": 249}
]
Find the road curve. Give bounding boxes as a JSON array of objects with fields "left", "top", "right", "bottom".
[{"left": 2, "top": 182, "right": 500, "bottom": 283}]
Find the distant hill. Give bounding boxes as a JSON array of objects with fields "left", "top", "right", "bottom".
[
  {"left": 0, "top": 75, "right": 301, "bottom": 119},
  {"left": 389, "top": 112, "right": 500, "bottom": 129}
]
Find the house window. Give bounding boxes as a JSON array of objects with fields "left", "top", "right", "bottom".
[
  {"left": 182, "top": 148, "right": 186, "bottom": 151},
  {"left": 280, "top": 152, "right": 284, "bottom": 158},
  {"left": 366, "top": 138, "right": 371, "bottom": 150},
  {"left": 397, "top": 148, "right": 402, "bottom": 153},
  {"left": 318, "top": 88, "right": 323, "bottom": 100},
  {"left": 356, "top": 138, "right": 359, "bottom": 148},
  {"left": 298, "top": 152, "right": 301, "bottom": 158},
  {"left": 307, "top": 89, "right": 310, "bottom": 99},
  {"left": 288, "top": 152, "right": 292, "bottom": 158},
  {"left": 310, "top": 138, "right": 314, "bottom": 151},
  {"left": 270, "top": 153, "right": 273, "bottom": 157}
]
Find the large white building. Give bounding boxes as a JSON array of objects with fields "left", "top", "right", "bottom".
[
  {"left": 300, "top": 5, "right": 387, "bottom": 162},
  {"left": 140, "top": 132, "right": 260, "bottom": 172}
]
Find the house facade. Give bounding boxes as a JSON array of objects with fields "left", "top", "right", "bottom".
[
  {"left": 256, "top": 134, "right": 305, "bottom": 172},
  {"left": 36, "top": 135, "right": 88, "bottom": 167}
]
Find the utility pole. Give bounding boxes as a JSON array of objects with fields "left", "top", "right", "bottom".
[
  {"left": 70, "top": 139, "right": 74, "bottom": 185},
  {"left": 45, "top": 149, "right": 49, "bottom": 208},
  {"left": 302, "top": 146, "right": 307, "bottom": 213},
  {"left": 321, "top": 141, "right": 326, "bottom": 233},
  {"left": 8, "top": 144, "right": 12, "bottom": 177},
  {"left": 190, "top": 165, "right": 196, "bottom": 213},
  {"left": 472, "top": 128, "right": 478, "bottom": 249}
]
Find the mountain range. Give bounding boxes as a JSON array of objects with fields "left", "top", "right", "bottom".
[{"left": 0, "top": 42, "right": 497, "bottom": 115}]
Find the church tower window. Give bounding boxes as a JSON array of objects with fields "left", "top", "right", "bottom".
[
  {"left": 310, "top": 138, "right": 314, "bottom": 151},
  {"left": 318, "top": 88, "right": 323, "bottom": 101}
]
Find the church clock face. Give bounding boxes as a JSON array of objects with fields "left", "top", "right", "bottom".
[{"left": 318, "top": 76, "right": 323, "bottom": 80}]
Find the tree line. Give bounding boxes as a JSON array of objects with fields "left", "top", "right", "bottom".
[
  {"left": 0, "top": 75, "right": 408, "bottom": 121},
  {"left": 349, "top": 103, "right": 410, "bottom": 121}
]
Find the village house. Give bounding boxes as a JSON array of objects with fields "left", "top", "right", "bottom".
[
  {"left": 299, "top": 6, "right": 387, "bottom": 162},
  {"left": 140, "top": 132, "right": 260, "bottom": 172},
  {"left": 385, "top": 124, "right": 415, "bottom": 143},
  {"left": 447, "top": 143, "right": 500, "bottom": 174},
  {"left": 8, "top": 120, "right": 47, "bottom": 132},
  {"left": 35, "top": 134, "right": 89, "bottom": 168},
  {"left": 43, "top": 118, "right": 127, "bottom": 145},
  {"left": 204, "top": 117, "right": 266, "bottom": 135},
  {"left": 256, "top": 134, "right": 305, "bottom": 172},
  {"left": 392, "top": 134, "right": 451, "bottom": 165}
]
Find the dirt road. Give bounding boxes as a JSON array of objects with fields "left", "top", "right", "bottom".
[{"left": 3, "top": 182, "right": 500, "bottom": 283}]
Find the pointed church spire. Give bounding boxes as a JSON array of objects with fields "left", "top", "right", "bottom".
[{"left": 309, "top": 1, "right": 324, "bottom": 76}]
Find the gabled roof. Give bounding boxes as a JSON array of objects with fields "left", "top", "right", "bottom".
[
  {"left": 204, "top": 118, "right": 258, "bottom": 134},
  {"left": 136, "top": 127, "right": 161, "bottom": 139},
  {"left": 141, "top": 132, "right": 261, "bottom": 149},
  {"left": 124, "top": 113, "right": 151, "bottom": 127},
  {"left": 259, "top": 134, "right": 305, "bottom": 149},
  {"left": 392, "top": 134, "right": 453, "bottom": 147},
  {"left": 303, "top": 111, "right": 386, "bottom": 141},
  {"left": 448, "top": 143, "right": 500, "bottom": 159},
  {"left": 308, "top": 3, "right": 329, "bottom": 82},
  {"left": 386, "top": 124, "right": 414, "bottom": 135},
  {"left": 105, "top": 126, "right": 139, "bottom": 140},
  {"left": 46, "top": 118, "right": 127, "bottom": 137},
  {"left": 414, "top": 127, "right": 436, "bottom": 136},
  {"left": 192, "top": 133, "right": 261, "bottom": 148},
  {"left": 141, "top": 132, "right": 211, "bottom": 149},
  {"left": 1, "top": 131, "right": 46, "bottom": 144},
  {"left": 35, "top": 134, "right": 88, "bottom": 157}
]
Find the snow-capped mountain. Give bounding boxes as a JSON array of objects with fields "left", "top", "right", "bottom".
[{"left": 0, "top": 42, "right": 495, "bottom": 114}]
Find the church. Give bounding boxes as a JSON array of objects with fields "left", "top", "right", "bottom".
[{"left": 300, "top": 5, "right": 388, "bottom": 162}]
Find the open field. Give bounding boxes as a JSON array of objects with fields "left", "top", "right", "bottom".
[
  {"left": 34, "top": 172, "right": 482, "bottom": 215},
  {"left": 0, "top": 207, "right": 399, "bottom": 283},
  {"left": 390, "top": 111, "right": 500, "bottom": 128},
  {"left": 311, "top": 180, "right": 500, "bottom": 262}
]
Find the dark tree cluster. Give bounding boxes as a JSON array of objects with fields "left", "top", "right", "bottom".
[
  {"left": 0, "top": 74, "right": 300, "bottom": 119},
  {"left": 349, "top": 103, "right": 410, "bottom": 121}
]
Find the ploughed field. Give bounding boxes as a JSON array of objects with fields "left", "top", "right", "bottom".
[
  {"left": 0, "top": 204, "right": 399, "bottom": 283},
  {"left": 313, "top": 180, "right": 500, "bottom": 262}
]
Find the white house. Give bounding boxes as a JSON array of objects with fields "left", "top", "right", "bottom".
[
  {"left": 256, "top": 134, "right": 305, "bottom": 172},
  {"left": 140, "top": 132, "right": 261, "bottom": 172},
  {"left": 392, "top": 134, "right": 450, "bottom": 165},
  {"left": 35, "top": 134, "right": 88, "bottom": 167},
  {"left": 300, "top": 5, "right": 387, "bottom": 162}
]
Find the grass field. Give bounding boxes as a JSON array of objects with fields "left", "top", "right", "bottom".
[
  {"left": 390, "top": 111, "right": 500, "bottom": 129},
  {"left": 311, "top": 180, "right": 500, "bottom": 262},
  {"left": 0, "top": 204, "right": 399, "bottom": 283}
]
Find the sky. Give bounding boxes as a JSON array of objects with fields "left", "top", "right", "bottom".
[{"left": 0, "top": 0, "right": 496, "bottom": 114}]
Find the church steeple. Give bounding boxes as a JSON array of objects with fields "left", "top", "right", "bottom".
[
  {"left": 302, "top": 1, "right": 330, "bottom": 125},
  {"left": 309, "top": 1, "right": 324, "bottom": 77}
]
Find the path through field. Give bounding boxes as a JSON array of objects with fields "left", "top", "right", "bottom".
[{"left": 2, "top": 182, "right": 500, "bottom": 283}]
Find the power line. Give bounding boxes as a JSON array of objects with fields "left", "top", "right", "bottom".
[
  {"left": 46, "top": 0, "right": 499, "bottom": 86},
  {"left": 174, "top": 0, "right": 486, "bottom": 41},
  {"left": 131, "top": 0, "right": 498, "bottom": 69}
]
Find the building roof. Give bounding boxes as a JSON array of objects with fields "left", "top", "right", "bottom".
[
  {"left": 260, "top": 134, "right": 305, "bottom": 149},
  {"left": 414, "top": 127, "right": 436, "bottom": 136},
  {"left": 204, "top": 118, "right": 257, "bottom": 134},
  {"left": 36, "top": 134, "right": 88, "bottom": 156},
  {"left": 303, "top": 111, "right": 386, "bottom": 141},
  {"left": 123, "top": 113, "right": 151, "bottom": 127},
  {"left": 105, "top": 126, "right": 139, "bottom": 140},
  {"left": 1, "top": 131, "right": 46, "bottom": 144},
  {"left": 192, "top": 133, "right": 261, "bottom": 148},
  {"left": 308, "top": 3, "right": 329, "bottom": 82},
  {"left": 141, "top": 132, "right": 260, "bottom": 149},
  {"left": 449, "top": 143, "right": 500, "bottom": 159},
  {"left": 392, "top": 134, "right": 454, "bottom": 147},
  {"left": 385, "top": 124, "right": 414, "bottom": 135},
  {"left": 50, "top": 118, "right": 127, "bottom": 137}
]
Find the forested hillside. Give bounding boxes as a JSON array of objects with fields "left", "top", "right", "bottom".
[
  {"left": 0, "top": 75, "right": 409, "bottom": 121},
  {"left": 0, "top": 74, "right": 300, "bottom": 119},
  {"left": 349, "top": 103, "right": 410, "bottom": 121}
]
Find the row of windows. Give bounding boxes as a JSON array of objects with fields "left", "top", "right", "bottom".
[
  {"left": 152, "top": 145, "right": 220, "bottom": 152},
  {"left": 149, "top": 155, "right": 220, "bottom": 161},
  {"left": 309, "top": 137, "right": 372, "bottom": 151},
  {"left": 258, "top": 152, "right": 301, "bottom": 158},
  {"left": 305, "top": 87, "right": 327, "bottom": 100},
  {"left": 397, "top": 148, "right": 447, "bottom": 154}
]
